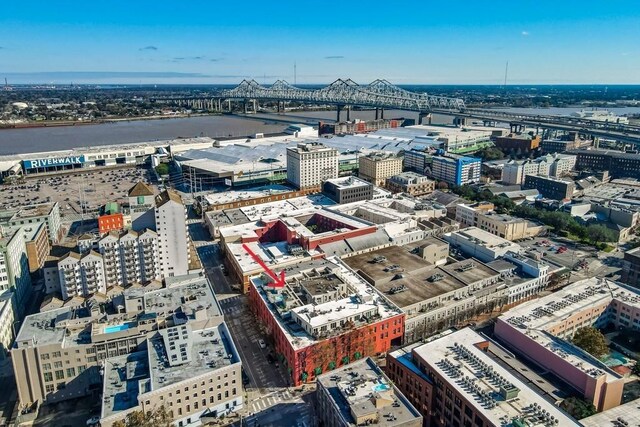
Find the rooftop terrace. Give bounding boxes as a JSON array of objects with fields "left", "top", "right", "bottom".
[{"left": 317, "top": 357, "right": 422, "bottom": 426}]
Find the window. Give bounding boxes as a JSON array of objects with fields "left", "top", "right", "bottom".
[
  {"left": 66, "top": 368, "right": 76, "bottom": 377},
  {"left": 43, "top": 372, "right": 53, "bottom": 382},
  {"left": 55, "top": 370, "right": 64, "bottom": 380}
]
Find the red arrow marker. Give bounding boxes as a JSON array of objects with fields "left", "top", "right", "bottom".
[{"left": 242, "top": 243, "right": 286, "bottom": 287}]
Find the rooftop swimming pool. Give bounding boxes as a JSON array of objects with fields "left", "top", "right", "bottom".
[
  {"left": 104, "top": 323, "right": 132, "bottom": 334},
  {"left": 373, "top": 383, "right": 390, "bottom": 393}
]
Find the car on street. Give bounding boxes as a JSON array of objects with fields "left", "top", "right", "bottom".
[
  {"left": 86, "top": 416, "right": 100, "bottom": 426},
  {"left": 258, "top": 339, "right": 266, "bottom": 349}
]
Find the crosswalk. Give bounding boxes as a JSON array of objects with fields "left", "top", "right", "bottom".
[
  {"left": 243, "top": 393, "right": 313, "bottom": 427},
  {"left": 249, "top": 390, "right": 293, "bottom": 412}
]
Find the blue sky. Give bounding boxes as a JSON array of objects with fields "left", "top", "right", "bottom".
[{"left": 1, "top": 0, "right": 639, "bottom": 85}]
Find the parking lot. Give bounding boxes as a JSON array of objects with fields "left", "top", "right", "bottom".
[
  {"left": 0, "top": 166, "right": 156, "bottom": 215},
  {"left": 516, "top": 235, "right": 622, "bottom": 281}
]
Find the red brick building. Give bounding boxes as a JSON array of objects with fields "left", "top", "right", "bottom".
[
  {"left": 248, "top": 257, "right": 404, "bottom": 385},
  {"left": 98, "top": 202, "right": 125, "bottom": 235},
  {"left": 221, "top": 209, "right": 378, "bottom": 292}
]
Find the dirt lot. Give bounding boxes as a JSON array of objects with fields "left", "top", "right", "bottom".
[{"left": 0, "top": 166, "right": 157, "bottom": 216}]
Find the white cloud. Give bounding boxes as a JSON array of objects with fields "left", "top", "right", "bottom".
[{"left": 521, "top": 31, "right": 530, "bottom": 36}]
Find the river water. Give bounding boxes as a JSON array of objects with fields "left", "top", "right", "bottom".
[{"left": 2, "top": 107, "right": 640, "bottom": 156}]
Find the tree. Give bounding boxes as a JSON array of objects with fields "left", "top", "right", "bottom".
[
  {"left": 112, "top": 406, "right": 173, "bottom": 427},
  {"left": 586, "top": 224, "right": 617, "bottom": 243},
  {"left": 560, "top": 397, "right": 597, "bottom": 419},
  {"left": 437, "top": 181, "right": 449, "bottom": 190},
  {"left": 477, "top": 147, "right": 505, "bottom": 161},
  {"left": 155, "top": 163, "right": 170, "bottom": 176},
  {"left": 571, "top": 327, "right": 609, "bottom": 359}
]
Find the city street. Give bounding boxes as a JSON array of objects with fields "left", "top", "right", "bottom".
[{"left": 189, "top": 220, "right": 315, "bottom": 426}]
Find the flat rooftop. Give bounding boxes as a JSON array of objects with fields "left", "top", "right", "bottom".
[
  {"left": 344, "top": 247, "right": 496, "bottom": 309},
  {"left": 250, "top": 257, "right": 402, "bottom": 350},
  {"left": 148, "top": 323, "right": 239, "bottom": 391},
  {"left": 580, "top": 398, "right": 640, "bottom": 426},
  {"left": 238, "top": 194, "right": 335, "bottom": 221},
  {"left": 344, "top": 245, "right": 433, "bottom": 283},
  {"left": 102, "top": 351, "right": 150, "bottom": 419},
  {"left": 446, "top": 227, "right": 523, "bottom": 250},
  {"left": 324, "top": 176, "right": 371, "bottom": 189},
  {"left": 413, "top": 328, "right": 578, "bottom": 427},
  {"left": 15, "top": 307, "right": 75, "bottom": 347},
  {"left": 317, "top": 357, "right": 422, "bottom": 426},
  {"left": 142, "top": 274, "right": 223, "bottom": 320},
  {"left": 499, "top": 278, "right": 636, "bottom": 383},
  {"left": 5, "top": 202, "right": 55, "bottom": 220},
  {"left": 203, "top": 184, "right": 295, "bottom": 206}
]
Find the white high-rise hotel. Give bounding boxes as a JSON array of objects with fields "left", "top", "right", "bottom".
[
  {"left": 286, "top": 142, "right": 338, "bottom": 190},
  {"left": 57, "top": 185, "right": 191, "bottom": 298}
]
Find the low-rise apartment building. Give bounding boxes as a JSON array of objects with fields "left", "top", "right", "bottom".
[
  {"left": 344, "top": 246, "right": 508, "bottom": 344},
  {"left": 11, "top": 275, "right": 241, "bottom": 427},
  {"left": 523, "top": 175, "right": 575, "bottom": 201},
  {"left": 494, "top": 277, "right": 640, "bottom": 411},
  {"left": 386, "top": 328, "right": 579, "bottom": 427},
  {"left": 248, "top": 257, "right": 404, "bottom": 386},
  {"left": 386, "top": 172, "right": 436, "bottom": 196},
  {"left": 501, "top": 154, "right": 577, "bottom": 185},
  {"left": 315, "top": 357, "right": 422, "bottom": 427}
]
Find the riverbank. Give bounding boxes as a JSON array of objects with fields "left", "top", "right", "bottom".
[{"left": 0, "top": 112, "right": 223, "bottom": 130}]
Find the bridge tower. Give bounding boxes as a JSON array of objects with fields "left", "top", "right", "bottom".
[
  {"left": 453, "top": 116, "right": 468, "bottom": 126},
  {"left": 418, "top": 112, "right": 431, "bottom": 125}
]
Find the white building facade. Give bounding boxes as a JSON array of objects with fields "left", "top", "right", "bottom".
[
  {"left": 286, "top": 142, "right": 338, "bottom": 189},
  {"left": 58, "top": 252, "right": 107, "bottom": 299}
]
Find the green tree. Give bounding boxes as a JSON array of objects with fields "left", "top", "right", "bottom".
[
  {"left": 155, "top": 163, "right": 170, "bottom": 176},
  {"left": 112, "top": 406, "right": 173, "bottom": 427},
  {"left": 436, "top": 181, "right": 449, "bottom": 190},
  {"left": 559, "top": 396, "right": 597, "bottom": 419},
  {"left": 586, "top": 224, "right": 617, "bottom": 243},
  {"left": 571, "top": 327, "right": 609, "bottom": 359},
  {"left": 477, "top": 147, "right": 505, "bottom": 161}
]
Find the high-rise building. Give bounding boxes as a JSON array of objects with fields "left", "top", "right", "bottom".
[
  {"left": 0, "top": 292, "right": 16, "bottom": 359},
  {"left": 57, "top": 251, "right": 107, "bottom": 299},
  {"left": 431, "top": 155, "right": 480, "bottom": 186},
  {"left": 0, "top": 229, "right": 31, "bottom": 316},
  {"left": 286, "top": 142, "right": 338, "bottom": 190},
  {"left": 358, "top": 152, "right": 403, "bottom": 186},
  {"left": 155, "top": 190, "right": 190, "bottom": 278},
  {"left": 0, "top": 202, "right": 62, "bottom": 243},
  {"left": 98, "top": 229, "right": 160, "bottom": 287}
]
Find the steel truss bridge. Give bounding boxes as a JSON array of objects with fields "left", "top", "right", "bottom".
[
  {"left": 154, "top": 78, "right": 640, "bottom": 145},
  {"left": 219, "top": 78, "right": 466, "bottom": 112}
]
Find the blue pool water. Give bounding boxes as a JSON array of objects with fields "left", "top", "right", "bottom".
[
  {"left": 601, "top": 350, "right": 628, "bottom": 367},
  {"left": 104, "top": 323, "right": 132, "bottom": 334},
  {"left": 373, "top": 383, "right": 390, "bottom": 393}
]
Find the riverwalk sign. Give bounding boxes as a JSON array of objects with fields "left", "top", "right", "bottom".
[{"left": 23, "top": 155, "right": 86, "bottom": 170}]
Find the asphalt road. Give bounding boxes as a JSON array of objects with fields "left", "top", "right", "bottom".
[{"left": 190, "top": 221, "right": 315, "bottom": 426}]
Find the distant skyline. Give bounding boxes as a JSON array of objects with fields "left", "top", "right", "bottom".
[{"left": 1, "top": 1, "right": 639, "bottom": 85}]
